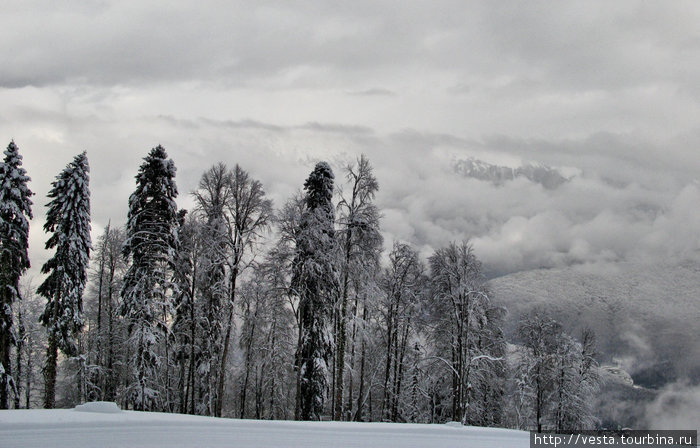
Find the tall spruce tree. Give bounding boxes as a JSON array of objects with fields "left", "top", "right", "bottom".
[
  {"left": 38, "top": 151, "right": 91, "bottom": 409},
  {"left": 0, "top": 141, "right": 33, "bottom": 409},
  {"left": 292, "top": 162, "right": 340, "bottom": 420},
  {"left": 120, "top": 145, "right": 178, "bottom": 411}
]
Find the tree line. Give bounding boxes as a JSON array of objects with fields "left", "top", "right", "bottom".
[{"left": 0, "top": 141, "right": 600, "bottom": 431}]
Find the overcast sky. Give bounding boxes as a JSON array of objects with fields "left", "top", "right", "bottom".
[{"left": 3, "top": 0, "right": 700, "bottom": 278}]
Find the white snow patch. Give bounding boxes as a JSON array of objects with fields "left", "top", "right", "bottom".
[
  {"left": 73, "top": 401, "right": 122, "bottom": 414},
  {"left": 0, "top": 409, "right": 530, "bottom": 448}
]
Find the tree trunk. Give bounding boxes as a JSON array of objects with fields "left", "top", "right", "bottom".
[
  {"left": 451, "top": 343, "right": 458, "bottom": 420},
  {"left": 240, "top": 309, "right": 257, "bottom": 419},
  {"left": 95, "top": 252, "right": 104, "bottom": 393},
  {"left": 24, "top": 344, "right": 32, "bottom": 408},
  {"left": 78, "top": 335, "right": 86, "bottom": 404},
  {"left": 216, "top": 306, "right": 233, "bottom": 417},
  {"left": 0, "top": 284, "right": 12, "bottom": 409},
  {"left": 188, "top": 309, "right": 196, "bottom": 414},
  {"left": 187, "top": 263, "right": 197, "bottom": 414},
  {"left": 105, "top": 259, "right": 116, "bottom": 401},
  {"left": 330, "top": 309, "right": 337, "bottom": 417},
  {"left": 240, "top": 364, "right": 249, "bottom": 418},
  {"left": 390, "top": 328, "right": 400, "bottom": 421},
  {"left": 381, "top": 298, "right": 395, "bottom": 420},
  {"left": 392, "top": 319, "right": 410, "bottom": 421},
  {"left": 215, "top": 266, "right": 237, "bottom": 417},
  {"left": 267, "top": 315, "right": 278, "bottom": 420},
  {"left": 354, "top": 304, "right": 368, "bottom": 421},
  {"left": 139, "top": 330, "right": 146, "bottom": 411},
  {"left": 345, "top": 295, "right": 359, "bottom": 418},
  {"left": 294, "top": 307, "right": 304, "bottom": 420},
  {"left": 43, "top": 333, "right": 58, "bottom": 409},
  {"left": 14, "top": 308, "right": 24, "bottom": 409},
  {"left": 254, "top": 366, "right": 263, "bottom": 419},
  {"left": 334, "top": 233, "right": 353, "bottom": 420}
]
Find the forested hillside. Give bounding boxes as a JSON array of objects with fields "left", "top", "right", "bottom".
[{"left": 1, "top": 143, "right": 602, "bottom": 432}]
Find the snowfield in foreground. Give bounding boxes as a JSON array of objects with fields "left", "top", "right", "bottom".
[{"left": 0, "top": 402, "right": 529, "bottom": 448}]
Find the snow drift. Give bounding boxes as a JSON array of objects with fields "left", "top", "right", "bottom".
[{"left": 0, "top": 404, "right": 529, "bottom": 448}]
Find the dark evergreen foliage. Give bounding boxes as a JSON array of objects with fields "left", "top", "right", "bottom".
[
  {"left": 0, "top": 141, "right": 33, "bottom": 409},
  {"left": 37, "top": 151, "right": 91, "bottom": 408},
  {"left": 120, "top": 145, "right": 178, "bottom": 411},
  {"left": 292, "top": 162, "right": 340, "bottom": 420}
]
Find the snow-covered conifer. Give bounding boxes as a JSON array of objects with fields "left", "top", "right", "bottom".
[
  {"left": 37, "top": 151, "right": 91, "bottom": 409},
  {"left": 292, "top": 162, "right": 340, "bottom": 420},
  {"left": 120, "top": 145, "right": 178, "bottom": 411},
  {"left": 0, "top": 141, "right": 33, "bottom": 409}
]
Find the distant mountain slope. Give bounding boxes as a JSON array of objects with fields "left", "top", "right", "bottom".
[
  {"left": 453, "top": 158, "right": 571, "bottom": 189},
  {"left": 488, "top": 260, "right": 700, "bottom": 386}
]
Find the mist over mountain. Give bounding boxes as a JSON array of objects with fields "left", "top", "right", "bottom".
[
  {"left": 489, "top": 260, "right": 700, "bottom": 428},
  {"left": 489, "top": 260, "right": 700, "bottom": 381},
  {"left": 453, "top": 158, "right": 572, "bottom": 189}
]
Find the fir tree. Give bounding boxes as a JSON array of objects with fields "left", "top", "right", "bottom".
[
  {"left": 292, "top": 162, "right": 340, "bottom": 420},
  {"left": 120, "top": 145, "right": 178, "bottom": 411},
  {"left": 0, "top": 141, "right": 33, "bottom": 409},
  {"left": 37, "top": 151, "right": 91, "bottom": 409}
]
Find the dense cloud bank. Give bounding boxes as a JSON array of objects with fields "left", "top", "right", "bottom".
[
  {"left": 2, "top": 1, "right": 700, "bottom": 276},
  {"left": 2, "top": 113, "right": 699, "bottom": 278}
]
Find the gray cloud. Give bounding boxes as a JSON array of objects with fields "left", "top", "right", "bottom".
[
  {"left": 346, "top": 88, "right": 397, "bottom": 97},
  {"left": 6, "top": 104, "right": 700, "bottom": 280},
  {"left": 2, "top": 1, "right": 700, "bottom": 281},
  {"left": 5, "top": 1, "right": 699, "bottom": 98},
  {"left": 644, "top": 382, "right": 700, "bottom": 431}
]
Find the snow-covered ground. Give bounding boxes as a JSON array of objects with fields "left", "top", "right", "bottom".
[{"left": 0, "top": 402, "right": 529, "bottom": 448}]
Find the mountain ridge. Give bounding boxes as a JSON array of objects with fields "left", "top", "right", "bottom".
[
  {"left": 453, "top": 157, "right": 572, "bottom": 189},
  {"left": 488, "top": 260, "right": 700, "bottom": 383}
]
